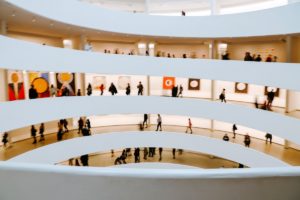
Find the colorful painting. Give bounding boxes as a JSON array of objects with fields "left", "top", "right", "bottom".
[
  {"left": 56, "top": 73, "right": 76, "bottom": 96},
  {"left": 235, "top": 82, "right": 248, "bottom": 94},
  {"left": 163, "top": 77, "right": 175, "bottom": 90},
  {"left": 7, "top": 70, "right": 25, "bottom": 101},
  {"left": 92, "top": 76, "right": 106, "bottom": 90},
  {"left": 188, "top": 78, "right": 200, "bottom": 91},
  {"left": 264, "top": 86, "right": 280, "bottom": 97},
  {"left": 118, "top": 76, "right": 131, "bottom": 90},
  {"left": 28, "top": 72, "right": 50, "bottom": 98}
]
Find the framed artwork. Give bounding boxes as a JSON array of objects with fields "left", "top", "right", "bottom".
[
  {"left": 92, "top": 76, "right": 106, "bottom": 90},
  {"left": 188, "top": 78, "right": 200, "bottom": 91},
  {"left": 264, "top": 86, "right": 280, "bottom": 97},
  {"left": 235, "top": 82, "right": 248, "bottom": 94},
  {"left": 28, "top": 72, "right": 50, "bottom": 98},
  {"left": 7, "top": 70, "right": 25, "bottom": 101},
  {"left": 56, "top": 73, "right": 76, "bottom": 96},
  {"left": 118, "top": 76, "right": 131, "bottom": 90},
  {"left": 163, "top": 77, "right": 175, "bottom": 90}
]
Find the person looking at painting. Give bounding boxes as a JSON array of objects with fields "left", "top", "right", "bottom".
[
  {"left": 137, "top": 82, "right": 144, "bottom": 95},
  {"left": 39, "top": 123, "right": 45, "bottom": 142},
  {"left": 77, "top": 89, "right": 81, "bottom": 96},
  {"left": 87, "top": 83, "right": 92, "bottom": 96},
  {"left": 143, "top": 114, "right": 148, "bottom": 128},
  {"left": 232, "top": 124, "right": 238, "bottom": 139},
  {"left": 78, "top": 118, "right": 84, "bottom": 134},
  {"left": 171, "top": 85, "right": 178, "bottom": 97},
  {"left": 267, "top": 89, "right": 275, "bottom": 110},
  {"left": 219, "top": 88, "right": 226, "bottom": 103},
  {"left": 50, "top": 84, "right": 57, "bottom": 97},
  {"left": 178, "top": 85, "right": 183, "bottom": 97},
  {"left": 126, "top": 83, "right": 131, "bottom": 95},
  {"left": 109, "top": 83, "right": 118, "bottom": 95},
  {"left": 29, "top": 85, "right": 38, "bottom": 99},
  {"left": 99, "top": 84, "right": 104, "bottom": 95}
]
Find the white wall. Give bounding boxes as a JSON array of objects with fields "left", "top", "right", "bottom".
[
  {"left": 156, "top": 44, "right": 209, "bottom": 58},
  {"left": 91, "top": 41, "right": 137, "bottom": 54}
]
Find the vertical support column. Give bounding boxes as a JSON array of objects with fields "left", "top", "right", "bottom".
[
  {"left": 0, "top": 20, "right": 8, "bottom": 102},
  {"left": 209, "top": 40, "right": 218, "bottom": 132},
  {"left": 144, "top": 0, "right": 150, "bottom": 14},
  {"left": 210, "top": 0, "right": 220, "bottom": 15}
]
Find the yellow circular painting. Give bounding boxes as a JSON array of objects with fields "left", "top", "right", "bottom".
[{"left": 32, "top": 78, "right": 48, "bottom": 93}]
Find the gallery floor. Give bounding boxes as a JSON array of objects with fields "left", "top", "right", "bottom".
[{"left": 1, "top": 123, "right": 300, "bottom": 168}]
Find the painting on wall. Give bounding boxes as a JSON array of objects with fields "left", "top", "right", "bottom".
[
  {"left": 28, "top": 72, "right": 50, "bottom": 98},
  {"left": 235, "top": 82, "right": 248, "bottom": 94},
  {"left": 92, "top": 76, "right": 106, "bottom": 90},
  {"left": 7, "top": 70, "right": 25, "bottom": 101},
  {"left": 264, "top": 86, "right": 280, "bottom": 97},
  {"left": 56, "top": 73, "right": 76, "bottom": 96},
  {"left": 163, "top": 77, "right": 176, "bottom": 90},
  {"left": 118, "top": 76, "right": 131, "bottom": 90},
  {"left": 188, "top": 78, "right": 200, "bottom": 91}
]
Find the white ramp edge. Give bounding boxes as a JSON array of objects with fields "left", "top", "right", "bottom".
[{"left": 8, "top": 132, "right": 289, "bottom": 168}]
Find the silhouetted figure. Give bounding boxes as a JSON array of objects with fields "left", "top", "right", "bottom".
[
  {"left": 244, "top": 52, "right": 253, "bottom": 61},
  {"left": 39, "top": 123, "right": 45, "bottom": 142},
  {"left": 87, "top": 83, "right": 92, "bottom": 96},
  {"left": 143, "top": 114, "right": 148, "bottom": 128},
  {"left": 62, "top": 87, "right": 70, "bottom": 96},
  {"left": 219, "top": 88, "right": 226, "bottom": 103},
  {"left": 143, "top": 147, "right": 148, "bottom": 160},
  {"left": 255, "top": 54, "right": 262, "bottom": 62},
  {"left": 185, "top": 118, "right": 193, "bottom": 134},
  {"left": 29, "top": 85, "right": 38, "bottom": 99},
  {"left": 78, "top": 118, "right": 84, "bottom": 134},
  {"left": 178, "top": 85, "right": 183, "bottom": 97},
  {"left": 86, "top": 119, "right": 91, "bottom": 130},
  {"left": 266, "top": 54, "right": 272, "bottom": 62},
  {"left": 63, "top": 119, "right": 69, "bottom": 132},
  {"left": 137, "top": 82, "right": 144, "bottom": 95},
  {"left": 172, "top": 148, "right": 176, "bottom": 159},
  {"left": 2, "top": 132, "right": 8, "bottom": 148},
  {"left": 134, "top": 148, "right": 140, "bottom": 163},
  {"left": 232, "top": 124, "right": 237, "bottom": 138},
  {"left": 80, "top": 154, "right": 89, "bottom": 166},
  {"left": 31, "top": 125, "right": 37, "bottom": 144},
  {"left": 126, "top": 83, "right": 131, "bottom": 95},
  {"left": 244, "top": 134, "right": 251, "bottom": 147},
  {"left": 57, "top": 127, "right": 63, "bottom": 141},
  {"left": 159, "top": 147, "right": 163, "bottom": 161},
  {"left": 171, "top": 85, "right": 178, "bottom": 97},
  {"left": 109, "top": 83, "right": 118, "bottom": 95},
  {"left": 77, "top": 89, "right": 81, "bottom": 96},
  {"left": 267, "top": 89, "right": 275, "bottom": 109},
  {"left": 181, "top": 10, "right": 186, "bottom": 16},
  {"left": 265, "top": 133, "right": 272, "bottom": 144}
]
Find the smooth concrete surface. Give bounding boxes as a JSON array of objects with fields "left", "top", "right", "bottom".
[
  {"left": 111, "top": 163, "right": 200, "bottom": 169},
  {"left": 6, "top": 0, "right": 300, "bottom": 38},
  {"left": 1, "top": 96, "right": 300, "bottom": 145},
  {"left": 0, "top": 162, "right": 300, "bottom": 200},
  {"left": 1, "top": 36, "right": 300, "bottom": 91},
  {"left": 8, "top": 132, "right": 289, "bottom": 167}
]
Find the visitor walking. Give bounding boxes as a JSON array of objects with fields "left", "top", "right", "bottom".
[{"left": 156, "top": 114, "right": 162, "bottom": 131}]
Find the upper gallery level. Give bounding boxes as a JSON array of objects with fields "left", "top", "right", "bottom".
[{"left": 2, "top": 0, "right": 300, "bottom": 38}]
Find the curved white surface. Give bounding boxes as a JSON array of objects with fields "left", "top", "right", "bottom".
[
  {"left": 1, "top": 36, "right": 300, "bottom": 91},
  {"left": 8, "top": 132, "right": 289, "bottom": 167},
  {"left": 1, "top": 96, "right": 300, "bottom": 144},
  {"left": 0, "top": 163, "right": 299, "bottom": 200},
  {"left": 111, "top": 163, "right": 200, "bottom": 169},
  {"left": 6, "top": 0, "right": 300, "bottom": 38}
]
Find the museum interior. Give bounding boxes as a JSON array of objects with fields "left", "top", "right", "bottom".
[{"left": 0, "top": 0, "right": 300, "bottom": 199}]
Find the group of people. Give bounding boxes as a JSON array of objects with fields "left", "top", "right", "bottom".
[
  {"left": 171, "top": 85, "right": 184, "bottom": 97},
  {"left": 244, "top": 52, "right": 278, "bottom": 62},
  {"left": 114, "top": 147, "right": 180, "bottom": 165},
  {"left": 85, "top": 82, "right": 144, "bottom": 96},
  {"left": 104, "top": 48, "right": 136, "bottom": 56}
]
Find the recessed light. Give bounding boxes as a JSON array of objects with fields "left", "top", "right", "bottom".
[
  {"left": 50, "top": 23, "right": 54, "bottom": 26},
  {"left": 32, "top": 17, "right": 36, "bottom": 22},
  {"left": 11, "top": 12, "right": 16, "bottom": 17}
]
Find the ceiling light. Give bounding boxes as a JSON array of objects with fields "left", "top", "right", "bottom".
[
  {"left": 11, "top": 12, "right": 16, "bottom": 17},
  {"left": 32, "top": 17, "right": 36, "bottom": 23}
]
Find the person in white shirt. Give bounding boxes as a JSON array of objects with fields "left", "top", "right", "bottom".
[{"left": 156, "top": 114, "right": 162, "bottom": 131}]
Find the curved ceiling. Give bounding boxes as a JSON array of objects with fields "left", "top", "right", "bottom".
[{"left": 80, "top": 0, "right": 287, "bottom": 13}]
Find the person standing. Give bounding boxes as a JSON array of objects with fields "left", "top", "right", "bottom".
[
  {"left": 134, "top": 148, "right": 140, "bottom": 163},
  {"left": 267, "top": 89, "right": 275, "bottom": 110},
  {"left": 137, "top": 82, "right": 144, "bottom": 96},
  {"left": 39, "top": 123, "right": 45, "bottom": 142},
  {"left": 185, "top": 118, "right": 193, "bottom": 134},
  {"left": 232, "top": 124, "right": 237, "bottom": 139},
  {"left": 143, "top": 114, "right": 148, "bottom": 128},
  {"left": 29, "top": 85, "right": 38, "bottom": 99},
  {"left": 86, "top": 119, "right": 91, "bottom": 131},
  {"left": 109, "top": 83, "right": 118, "bottom": 96},
  {"left": 78, "top": 118, "right": 84, "bottom": 134},
  {"left": 219, "top": 88, "right": 226, "bottom": 103},
  {"left": 76, "top": 89, "right": 81, "bottom": 96},
  {"left": 156, "top": 114, "right": 162, "bottom": 131},
  {"left": 50, "top": 84, "right": 57, "bottom": 97},
  {"left": 80, "top": 154, "right": 89, "bottom": 166},
  {"left": 265, "top": 133, "right": 272, "bottom": 144},
  {"left": 2, "top": 132, "right": 8, "bottom": 148},
  {"left": 159, "top": 147, "right": 163, "bottom": 161},
  {"left": 172, "top": 148, "right": 176, "bottom": 159},
  {"left": 63, "top": 119, "right": 69, "bottom": 132},
  {"left": 87, "top": 83, "right": 92, "bottom": 96},
  {"left": 143, "top": 147, "right": 148, "bottom": 160},
  {"left": 31, "top": 125, "right": 37, "bottom": 144},
  {"left": 171, "top": 85, "right": 178, "bottom": 97},
  {"left": 126, "top": 83, "right": 131, "bottom": 95},
  {"left": 57, "top": 126, "right": 63, "bottom": 141},
  {"left": 99, "top": 84, "right": 104, "bottom": 95},
  {"left": 178, "top": 85, "right": 183, "bottom": 97},
  {"left": 244, "top": 134, "right": 251, "bottom": 147}
]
